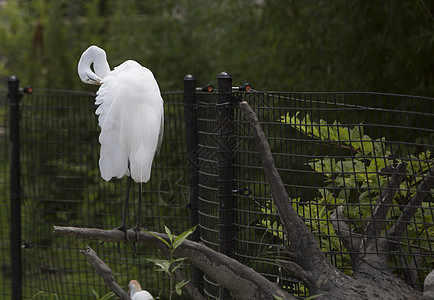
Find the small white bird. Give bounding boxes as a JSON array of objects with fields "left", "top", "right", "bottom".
[
  {"left": 78, "top": 45, "right": 164, "bottom": 239},
  {"left": 128, "top": 279, "right": 154, "bottom": 300}
]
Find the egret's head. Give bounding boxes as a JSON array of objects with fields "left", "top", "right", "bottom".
[
  {"left": 128, "top": 279, "right": 141, "bottom": 297},
  {"left": 78, "top": 45, "right": 110, "bottom": 85}
]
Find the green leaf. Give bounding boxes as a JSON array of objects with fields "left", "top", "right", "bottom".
[
  {"left": 91, "top": 289, "right": 99, "bottom": 299},
  {"left": 173, "top": 225, "right": 198, "bottom": 250},
  {"left": 143, "top": 230, "right": 171, "bottom": 248},
  {"left": 165, "top": 225, "right": 174, "bottom": 243},
  {"left": 360, "top": 135, "right": 374, "bottom": 154},
  {"left": 350, "top": 125, "right": 364, "bottom": 151},
  {"left": 172, "top": 258, "right": 188, "bottom": 274},
  {"left": 175, "top": 279, "right": 190, "bottom": 295},
  {"left": 337, "top": 125, "right": 350, "bottom": 142},
  {"left": 319, "top": 119, "right": 329, "bottom": 139},
  {"left": 280, "top": 111, "right": 300, "bottom": 125},
  {"left": 31, "top": 291, "right": 46, "bottom": 299},
  {"left": 173, "top": 257, "right": 187, "bottom": 264},
  {"left": 372, "top": 137, "right": 386, "bottom": 156},
  {"left": 30, "top": 291, "right": 60, "bottom": 300},
  {"left": 172, "top": 257, "right": 188, "bottom": 273},
  {"left": 99, "top": 292, "right": 115, "bottom": 300},
  {"left": 327, "top": 120, "right": 339, "bottom": 141},
  {"left": 146, "top": 258, "right": 171, "bottom": 274}
]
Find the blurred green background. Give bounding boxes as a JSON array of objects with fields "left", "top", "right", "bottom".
[{"left": 0, "top": 0, "right": 433, "bottom": 95}]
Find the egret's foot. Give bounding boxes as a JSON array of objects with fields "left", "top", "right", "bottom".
[
  {"left": 129, "top": 225, "right": 142, "bottom": 256},
  {"left": 131, "top": 225, "right": 142, "bottom": 242},
  {"left": 114, "top": 224, "right": 129, "bottom": 243}
]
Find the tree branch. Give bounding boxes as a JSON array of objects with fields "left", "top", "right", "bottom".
[
  {"left": 388, "top": 164, "right": 434, "bottom": 238},
  {"left": 239, "top": 101, "right": 334, "bottom": 278},
  {"left": 400, "top": 254, "right": 423, "bottom": 288},
  {"left": 277, "top": 260, "right": 310, "bottom": 284},
  {"left": 237, "top": 101, "right": 422, "bottom": 299},
  {"left": 54, "top": 226, "right": 293, "bottom": 300},
  {"left": 330, "top": 206, "right": 361, "bottom": 263},
  {"left": 80, "top": 246, "right": 130, "bottom": 300},
  {"left": 364, "top": 162, "right": 407, "bottom": 240}
]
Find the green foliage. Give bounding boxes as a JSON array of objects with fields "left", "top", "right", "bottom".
[
  {"left": 0, "top": 1, "right": 433, "bottom": 94},
  {"left": 281, "top": 112, "right": 433, "bottom": 210},
  {"left": 30, "top": 290, "right": 59, "bottom": 300},
  {"left": 91, "top": 289, "right": 115, "bottom": 300},
  {"left": 145, "top": 225, "right": 196, "bottom": 299},
  {"left": 261, "top": 111, "right": 433, "bottom": 286}
]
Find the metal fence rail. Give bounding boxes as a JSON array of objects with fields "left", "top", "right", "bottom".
[{"left": 1, "top": 74, "right": 433, "bottom": 299}]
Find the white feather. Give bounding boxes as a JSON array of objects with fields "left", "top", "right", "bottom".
[
  {"left": 78, "top": 46, "right": 164, "bottom": 183},
  {"left": 131, "top": 290, "right": 154, "bottom": 300},
  {"left": 128, "top": 279, "right": 153, "bottom": 300}
]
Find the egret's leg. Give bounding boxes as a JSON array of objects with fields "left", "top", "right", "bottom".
[
  {"left": 114, "top": 176, "right": 132, "bottom": 242},
  {"left": 132, "top": 183, "right": 142, "bottom": 242}
]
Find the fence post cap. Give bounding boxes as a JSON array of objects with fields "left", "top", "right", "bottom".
[
  {"left": 184, "top": 74, "right": 196, "bottom": 81},
  {"left": 218, "top": 71, "right": 232, "bottom": 79},
  {"left": 8, "top": 75, "right": 18, "bottom": 82}
]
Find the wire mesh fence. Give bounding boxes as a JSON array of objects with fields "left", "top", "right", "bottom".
[
  {"left": 2, "top": 88, "right": 191, "bottom": 299},
  {"left": 1, "top": 76, "right": 433, "bottom": 299},
  {"left": 195, "top": 89, "right": 433, "bottom": 297}
]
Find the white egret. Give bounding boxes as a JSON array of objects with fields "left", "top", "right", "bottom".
[
  {"left": 128, "top": 280, "right": 154, "bottom": 300},
  {"left": 78, "top": 45, "right": 164, "bottom": 240}
]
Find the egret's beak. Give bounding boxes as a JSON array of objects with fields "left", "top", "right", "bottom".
[
  {"left": 78, "top": 66, "right": 103, "bottom": 85},
  {"left": 84, "top": 73, "right": 103, "bottom": 85}
]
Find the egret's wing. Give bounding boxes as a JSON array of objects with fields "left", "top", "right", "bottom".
[
  {"left": 127, "top": 73, "right": 164, "bottom": 182},
  {"left": 95, "top": 61, "right": 164, "bottom": 183},
  {"left": 95, "top": 74, "right": 129, "bottom": 181},
  {"left": 156, "top": 105, "right": 164, "bottom": 153}
]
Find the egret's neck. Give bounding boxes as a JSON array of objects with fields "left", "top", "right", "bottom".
[
  {"left": 78, "top": 45, "right": 111, "bottom": 84},
  {"left": 93, "top": 54, "right": 110, "bottom": 79}
]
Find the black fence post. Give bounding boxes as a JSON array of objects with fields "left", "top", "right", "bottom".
[
  {"left": 217, "top": 72, "right": 235, "bottom": 300},
  {"left": 8, "top": 76, "right": 23, "bottom": 300},
  {"left": 183, "top": 74, "right": 204, "bottom": 292}
]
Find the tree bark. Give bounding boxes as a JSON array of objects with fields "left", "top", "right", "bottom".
[
  {"left": 53, "top": 226, "right": 293, "bottom": 300},
  {"left": 388, "top": 164, "right": 434, "bottom": 238},
  {"left": 239, "top": 101, "right": 339, "bottom": 289},
  {"left": 238, "top": 101, "right": 423, "bottom": 300},
  {"left": 330, "top": 206, "right": 360, "bottom": 263},
  {"left": 80, "top": 246, "right": 130, "bottom": 300}
]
